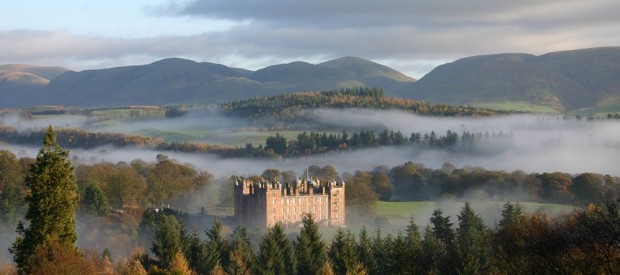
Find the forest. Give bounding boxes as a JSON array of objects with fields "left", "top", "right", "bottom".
[
  {"left": 218, "top": 87, "right": 503, "bottom": 128},
  {"left": 0, "top": 124, "right": 510, "bottom": 159},
  {"left": 1, "top": 89, "right": 620, "bottom": 274},
  {"left": 1, "top": 136, "right": 619, "bottom": 274}
]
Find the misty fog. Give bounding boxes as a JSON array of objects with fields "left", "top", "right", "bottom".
[
  {"left": 3, "top": 109, "right": 615, "bottom": 263},
  {"left": 2, "top": 109, "right": 619, "bottom": 178},
  {"left": 0, "top": 109, "right": 617, "bottom": 225}
]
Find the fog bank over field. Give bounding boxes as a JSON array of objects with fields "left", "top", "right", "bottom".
[{"left": 2, "top": 110, "right": 620, "bottom": 177}]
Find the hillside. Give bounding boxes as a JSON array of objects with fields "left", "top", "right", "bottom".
[
  {"left": 403, "top": 47, "right": 620, "bottom": 112},
  {"left": 1, "top": 47, "right": 620, "bottom": 112},
  {"left": 0, "top": 57, "right": 416, "bottom": 108},
  {"left": 0, "top": 64, "right": 72, "bottom": 107}
]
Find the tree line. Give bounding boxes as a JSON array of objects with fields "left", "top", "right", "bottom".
[
  {"left": 218, "top": 87, "right": 503, "bottom": 127},
  {"left": 262, "top": 129, "right": 511, "bottom": 156},
  {"left": 129, "top": 200, "right": 619, "bottom": 275},
  {"left": 1, "top": 127, "right": 619, "bottom": 274},
  {"left": 3, "top": 152, "right": 619, "bottom": 239},
  {"left": 0, "top": 124, "right": 512, "bottom": 160},
  {"left": 7, "top": 198, "right": 620, "bottom": 274}
]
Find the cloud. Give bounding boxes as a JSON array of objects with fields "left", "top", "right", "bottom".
[
  {"left": 162, "top": 0, "right": 620, "bottom": 29},
  {"left": 1, "top": 0, "right": 619, "bottom": 77}
]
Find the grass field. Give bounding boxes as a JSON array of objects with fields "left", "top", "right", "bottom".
[
  {"left": 474, "top": 101, "right": 560, "bottom": 113},
  {"left": 375, "top": 200, "right": 577, "bottom": 227},
  {"left": 570, "top": 103, "right": 620, "bottom": 115}
]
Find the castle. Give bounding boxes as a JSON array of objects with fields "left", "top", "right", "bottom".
[{"left": 234, "top": 177, "right": 345, "bottom": 227}]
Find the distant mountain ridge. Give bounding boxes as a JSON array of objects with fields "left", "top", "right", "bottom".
[
  {"left": 1, "top": 47, "right": 619, "bottom": 112},
  {"left": 0, "top": 56, "right": 415, "bottom": 107},
  {"left": 404, "top": 47, "right": 620, "bottom": 112}
]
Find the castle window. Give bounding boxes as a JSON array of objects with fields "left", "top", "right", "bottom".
[
  {"left": 336, "top": 213, "right": 339, "bottom": 219},
  {"left": 272, "top": 199, "right": 275, "bottom": 205},
  {"left": 281, "top": 199, "right": 283, "bottom": 204}
]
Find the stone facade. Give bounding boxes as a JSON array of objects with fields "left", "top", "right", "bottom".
[{"left": 234, "top": 177, "right": 345, "bottom": 227}]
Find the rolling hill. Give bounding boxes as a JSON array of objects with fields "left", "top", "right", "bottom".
[
  {"left": 1, "top": 47, "right": 619, "bottom": 112},
  {"left": 0, "top": 64, "right": 71, "bottom": 107},
  {"left": 0, "top": 57, "right": 416, "bottom": 107},
  {"left": 404, "top": 47, "right": 620, "bottom": 112}
]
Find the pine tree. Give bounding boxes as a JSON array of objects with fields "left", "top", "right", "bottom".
[
  {"left": 296, "top": 213, "right": 327, "bottom": 275},
  {"left": 494, "top": 202, "right": 528, "bottom": 273},
  {"left": 81, "top": 183, "right": 109, "bottom": 216},
  {"left": 204, "top": 219, "right": 228, "bottom": 273},
  {"left": 258, "top": 222, "right": 296, "bottom": 275},
  {"left": 152, "top": 214, "right": 184, "bottom": 269},
  {"left": 430, "top": 208, "right": 454, "bottom": 245},
  {"left": 0, "top": 181, "right": 25, "bottom": 230},
  {"left": 328, "top": 228, "right": 358, "bottom": 275},
  {"left": 419, "top": 226, "right": 447, "bottom": 275},
  {"left": 356, "top": 227, "right": 376, "bottom": 274},
  {"left": 456, "top": 202, "right": 493, "bottom": 274},
  {"left": 11, "top": 126, "right": 79, "bottom": 273},
  {"left": 227, "top": 226, "right": 255, "bottom": 275}
]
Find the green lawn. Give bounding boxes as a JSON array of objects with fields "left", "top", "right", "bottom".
[
  {"left": 473, "top": 101, "right": 560, "bottom": 113},
  {"left": 376, "top": 201, "right": 577, "bottom": 226},
  {"left": 570, "top": 103, "right": 620, "bottom": 115}
]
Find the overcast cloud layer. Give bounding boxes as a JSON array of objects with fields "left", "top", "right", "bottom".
[{"left": 1, "top": 0, "right": 619, "bottom": 77}]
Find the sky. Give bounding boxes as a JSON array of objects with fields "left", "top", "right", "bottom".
[{"left": 1, "top": 0, "right": 619, "bottom": 78}]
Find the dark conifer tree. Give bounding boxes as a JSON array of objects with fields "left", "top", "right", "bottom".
[
  {"left": 0, "top": 181, "right": 25, "bottom": 230},
  {"left": 227, "top": 226, "right": 255, "bottom": 275},
  {"left": 356, "top": 227, "right": 376, "bottom": 274},
  {"left": 456, "top": 202, "right": 493, "bottom": 274},
  {"left": 81, "top": 183, "right": 109, "bottom": 216},
  {"left": 11, "top": 126, "right": 79, "bottom": 273},
  {"left": 430, "top": 208, "right": 455, "bottom": 245},
  {"left": 405, "top": 217, "right": 422, "bottom": 273},
  {"left": 152, "top": 214, "right": 184, "bottom": 269},
  {"left": 258, "top": 223, "right": 296, "bottom": 275},
  {"left": 328, "top": 228, "right": 358, "bottom": 275},
  {"left": 494, "top": 202, "right": 528, "bottom": 273},
  {"left": 419, "top": 226, "right": 447, "bottom": 275},
  {"left": 204, "top": 219, "right": 228, "bottom": 274},
  {"left": 296, "top": 213, "right": 327, "bottom": 275},
  {"left": 183, "top": 231, "right": 208, "bottom": 275}
]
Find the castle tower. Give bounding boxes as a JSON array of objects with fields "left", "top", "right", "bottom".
[{"left": 328, "top": 180, "right": 346, "bottom": 226}]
